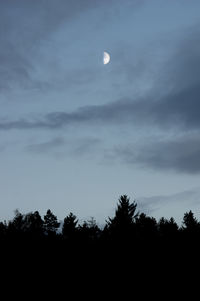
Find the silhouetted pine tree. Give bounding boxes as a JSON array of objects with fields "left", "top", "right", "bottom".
[
  {"left": 7, "top": 210, "right": 25, "bottom": 236},
  {"left": 183, "top": 211, "right": 198, "bottom": 228},
  {"left": 78, "top": 217, "right": 100, "bottom": 242},
  {"left": 135, "top": 213, "right": 158, "bottom": 240},
  {"left": 44, "top": 209, "right": 60, "bottom": 236},
  {"left": 23, "top": 211, "right": 44, "bottom": 238},
  {"left": 106, "top": 195, "right": 138, "bottom": 241},
  {"left": 158, "top": 217, "right": 178, "bottom": 238},
  {"left": 182, "top": 210, "right": 200, "bottom": 236},
  {"left": 62, "top": 212, "right": 78, "bottom": 240}
]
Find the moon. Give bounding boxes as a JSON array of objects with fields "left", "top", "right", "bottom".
[{"left": 103, "top": 51, "right": 110, "bottom": 65}]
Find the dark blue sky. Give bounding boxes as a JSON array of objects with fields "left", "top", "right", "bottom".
[{"left": 1, "top": 0, "right": 200, "bottom": 224}]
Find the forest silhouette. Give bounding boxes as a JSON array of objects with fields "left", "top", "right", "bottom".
[
  {"left": 0, "top": 195, "right": 199, "bottom": 256},
  {"left": 1, "top": 194, "right": 199, "bottom": 286}
]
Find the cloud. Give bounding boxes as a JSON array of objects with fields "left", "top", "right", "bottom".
[
  {"left": 1, "top": 25, "right": 200, "bottom": 129},
  {"left": 0, "top": 83, "right": 200, "bottom": 131},
  {"left": 26, "top": 137, "right": 65, "bottom": 153},
  {"left": 0, "top": 0, "right": 144, "bottom": 91},
  {"left": 114, "top": 134, "right": 200, "bottom": 173},
  {"left": 71, "top": 137, "right": 101, "bottom": 156},
  {"left": 26, "top": 136, "right": 101, "bottom": 157},
  {"left": 1, "top": 17, "right": 200, "bottom": 175},
  {"left": 0, "top": 0, "right": 106, "bottom": 91},
  {"left": 0, "top": 98, "right": 152, "bottom": 130}
]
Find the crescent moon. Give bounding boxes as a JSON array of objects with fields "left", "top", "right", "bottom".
[{"left": 103, "top": 51, "right": 110, "bottom": 65}]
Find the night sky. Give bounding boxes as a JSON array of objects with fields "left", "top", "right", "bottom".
[{"left": 1, "top": 0, "right": 200, "bottom": 224}]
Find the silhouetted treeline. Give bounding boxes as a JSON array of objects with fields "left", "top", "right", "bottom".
[
  {"left": 0, "top": 195, "right": 200, "bottom": 251},
  {"left": 1, "top": 194, "right": 200, "bottom": 288}
]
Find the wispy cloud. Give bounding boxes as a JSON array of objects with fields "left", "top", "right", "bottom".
[
  {"left": 1, "top": 27, "right": 200, "bottom": 130},
  {"left": 26, "top": 136, "right": 101, "bottom": 158},
  {"left": 0, "top": 0, "right": 106, "bottom": 91},
  {"left": 26, "top": 137, "right": 65, "bottom": 153},
  {"left": 113, "top": 134, "right": 200, "bottom": 173},
  {"left": 0, "top": 0, "right": 144, "bottom": 92},
  {"left": 1, "top": 7, "right": 200, "bottom": 176}
]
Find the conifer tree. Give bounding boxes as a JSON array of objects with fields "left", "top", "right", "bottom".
[
  {"left": 62, "top": 212, "right": 78, "bottom": 239},
  {"left": 44, "top": 209, "right": 60, "bottom": 235}
]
